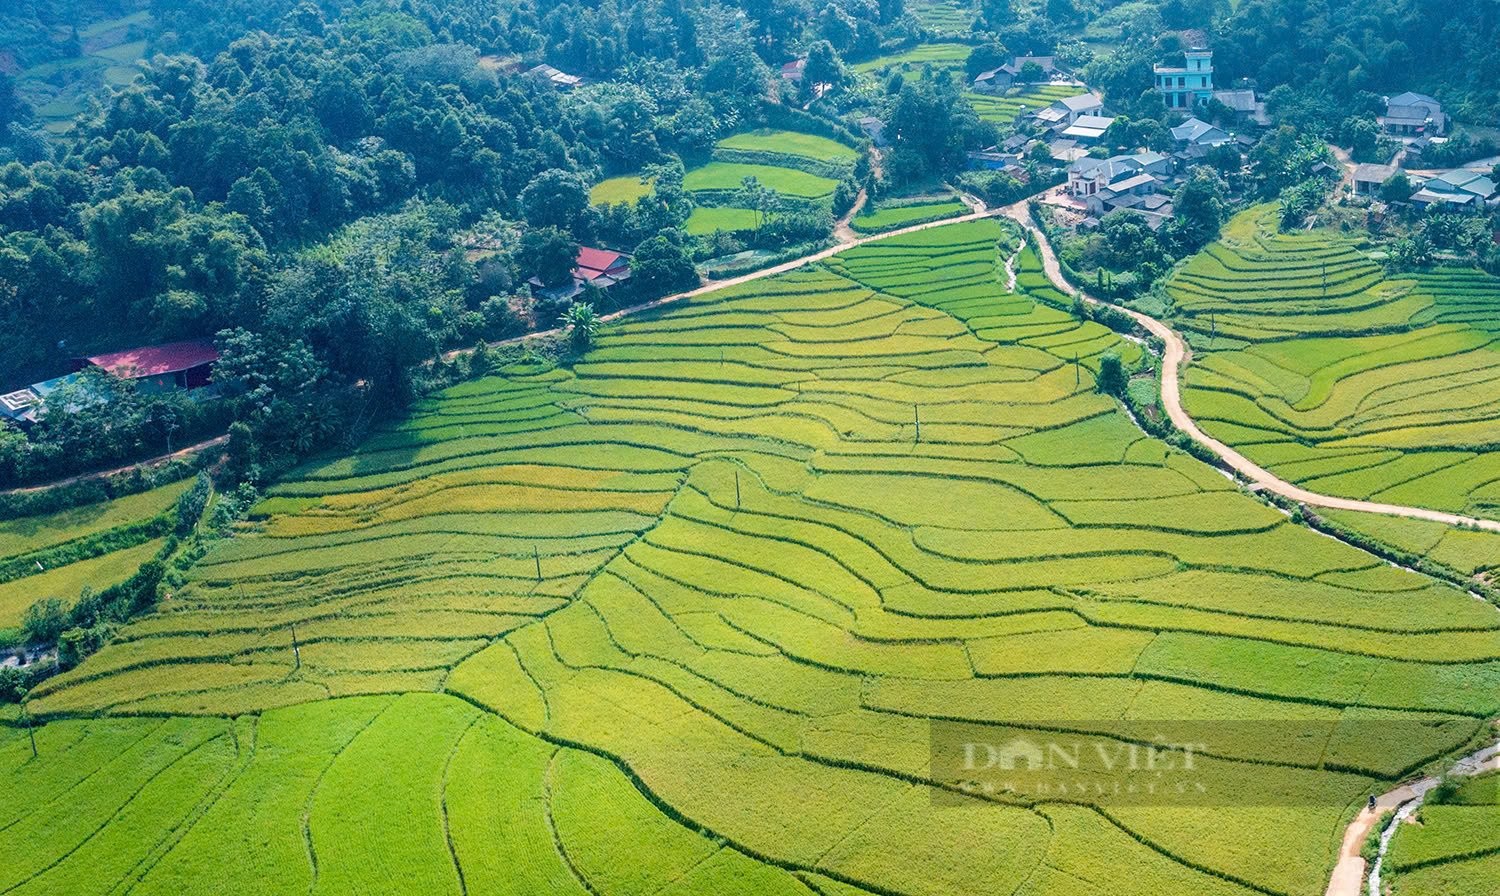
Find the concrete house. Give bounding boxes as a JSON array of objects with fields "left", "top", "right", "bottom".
[
  {"left": 1068, "top": 152, "right": 1174, "bottom": 219},
  {"left": 1036, "top": 93, "right": 1104, "bottom": 130},
  {"left": 1061, "top": 115, "right": 1115, "bottom": 144},
  {"left": 1212, "top": 89, "right": 1270, "bottom": 126},
  {"left": 1411, "top": 169, "right": 1498, "bottom": 209},
  {"left": 1170, "top": 117, "right": 1230, "bottom": 147},
  {"left": 1154, "top": 48, "right": 1213, "bottom": 110},
  {"left": 1380, "top": 92, "right": 1446, "bottom": 137},
  {"left": 524, "top": 64, "right": 581, "bottom": 89},
  {"left": 531, "top": 247, "right": 633, "bottom": 302}
]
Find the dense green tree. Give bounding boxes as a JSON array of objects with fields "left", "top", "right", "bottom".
[
  {"left": 1168, "top": 167, "right": 1229, "bottom": 253},
  {"left": 520, "top": 226, "right": 581, "bottom": 287},
  {"left": 630, "top": 230, "right": 698, "bottom": 297},
  {"left": 1380, "top": 172, "right": 1414, "bottom": 203},
  {"left": 520, "top": 169, "right": 593, "bottom": 234},
  {"left": 1096, "top": 352, "right": 1127, "bottom": 396},
  {"left": 965, "top": 42, "right": 1009, "bottom": 79},
  {"left": 22, "top": 597, "right": 68, "bottom": 645}
]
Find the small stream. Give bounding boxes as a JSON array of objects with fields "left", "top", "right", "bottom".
[
  {"left": 1361, "top": 741, "right": 1498, "bottom": 895},
  {"left": 1367, "top": 796, "right": 1424, "bottom": 896}
]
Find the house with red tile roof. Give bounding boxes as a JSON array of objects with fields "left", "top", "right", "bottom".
[{"left": 531, "top": 247, "right": 633, "bottom": 301}]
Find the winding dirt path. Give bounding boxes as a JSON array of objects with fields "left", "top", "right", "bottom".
[
  {"left": 1000, "top": 200, "right": 1500, "bottom": 534},
  {"left": 448, "top": 205, "right": 1003, "bottom": 360},
  {"left": 1327, "top": 739, "right": 1499, "bottom": 896}
]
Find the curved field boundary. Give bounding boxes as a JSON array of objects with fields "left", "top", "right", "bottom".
[
  {"left": 445, "top": 202, "right": 1000, "bottom": 362},
  {"left": 1001, "top": 202, "right": 1500, "bottom": 535}
]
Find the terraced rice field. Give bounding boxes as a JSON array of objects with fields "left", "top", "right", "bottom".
[
  {"left": 589, "top": 174, "right": 653, "bottom": 206},
  {"left": 0, "top": 479, "right": 188, "bottom": 630},
  {"left": 715, "top": 129, "right": 858, "bottom": 163},
  {"left": 850, "top": 199, "right": 967, "bottom": 233},
  {"left": 684, "top": 162, "right": 840, "bottom": 200},
  {"left": 1171, "top": 205, "right": 1500, "bottom": 529},
  {"left": 967, "top": 83, "right": 1086, "bottom": 126},
  {"left": 8, "top": 219, "right": 1500, "bottom": 896},
  {"left": 1384, "top": 770, "right": 1500, "bottom": 895},
  {"left": 904, "top": 2, "right": 975, "bottom": 36},
  {"left": 684, "top": 206, "right": 761, "bottom": 235},
  {"left": 852, "top": 42, "right": 972, "bottom": 76}
]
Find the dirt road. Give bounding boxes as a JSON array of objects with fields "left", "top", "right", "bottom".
[
  {"left": 1001, "top": 200, "right": 1500, "bottom": 533},
  {"left": 1, "top": 435, "right": 228, "bottom": 495}
]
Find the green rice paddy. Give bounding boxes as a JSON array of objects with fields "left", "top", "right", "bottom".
[
  {"left": 715, "top": 129, "right": 858, "bottom": 162},
  {"left": 684, "top": 206, "right": 761, "bottom": 235},
  {"left": 852, "top": 42, "right": 973, "bottom": 75},
  {"left": 1172, "top": 205, "right": 1500, "bottom": 530},
  {"left": 589, "top": 175, "right": 653, "bottom": 206},
  {"left": 0, "top": 479, "right": 187, "bottom": 630},
  {"left": 683, "top": 162, "right": 840, "bottom": 199},
  {"left": 6, "top": 219, "right": 1499, "bottom": 896},
  {"left": 967, "top": 83, "right": 1087, "bottom": 126},
  {"left": 1383, "top": 769, "right": 1500, "bottom": 896},
  {"left": 849, "top": 199, "right": 967, "bottom": 233}
]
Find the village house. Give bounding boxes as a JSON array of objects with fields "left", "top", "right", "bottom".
[
  {"left": 1379, "top": 92, "right": 1446, "bottom": 137},
  {"left": 858, "top": 116, "right": 888, "bottom": 147},
  {"left": 77, "top": 340, "right": 220, "bottom": 392},
  {"left": 780, "top": 58, "right": 806, "bottom": 83},
  {"left": 525, "top": 63, "right": 581, "bottom": 90},
  {"left": 971, "top": 55, "right": 1059, "bottom": 92},
  {"left": 1, "top": 375, "right": 78, "bottom": 426},
  {"left": 2, "top": 339, "right": 221, "bottom": 428},
  {"left": 1351, "top": 163, "right": 1398, "bottom": 196},
  {"left": 1034, "top": 93, "right": 1104, "bottom": 130},
  {"left": 1410, "top": 169, "right": 1498, "bottom": 209},
  {"left": 1060, "top": 114, "right": 1115, "bottom": 145},
  {"left": 1170, "top": 117, "right": 1230, "bottom": 148},
  {"left": 1154, "top": 47, "right": 1214, "bottom": 110},
  {"left": 531, "top": 247, "right": 633, "bottom": 302},
  {"left": 1068, "top": 152, "right": 1175, "bottom": 224},
  {"left": 1211, "top": 89, "right": 1270, "bottom": 127}
]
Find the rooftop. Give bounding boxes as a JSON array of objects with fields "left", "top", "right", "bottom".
[
  {"left": 85, "top": 339, "right": 219, "bottom": 379},
  {"left": 1388, "top": 91, "right": 1440, "bottom": 107},
  {"left": 1352, "top": 163, "right": 1398, "bottom": 183},
  {"left": 1057, "top": 93, "right": 1103, "bottom": 112}
]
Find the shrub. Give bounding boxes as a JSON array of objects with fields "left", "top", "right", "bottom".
[
  {"left": 174, "top": 472, "right": 213, "bottom": 536},
  {"left": 22, "top": 597, "right": 67, "bottom": 645}
]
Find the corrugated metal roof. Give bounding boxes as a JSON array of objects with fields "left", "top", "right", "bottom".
[{"left": 86, "top": 340, "right": 219, "bottom": 378}]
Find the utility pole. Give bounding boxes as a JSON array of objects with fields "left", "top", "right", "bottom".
[
  {"left": 1074, "top": 352, "right": 1080, "bottom": 387},
  {"left": 734, "top": 470, "right": 741, "bottom": 510},
  {"left": 22, "top": 699, "right": 36, "bottom": 758},
  {"left": 290, "top": 625, "right": 301, "bottom": 670},
  {"left": 1322, "top": 262, "right": 1327, "bottom": 298},
  {"left": 533, "top": 544, "right": 542, "bottom": 581},
  {"left": 913, "top": 403, "right": 921, "bottom": 443},
  {"left": 1211, "top": 311, "right": 1216, "bottom": 342}
]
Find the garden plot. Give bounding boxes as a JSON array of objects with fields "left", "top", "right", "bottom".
[{"left": 10, "top": 218, "right": 1500, "bottom": 896}]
